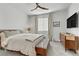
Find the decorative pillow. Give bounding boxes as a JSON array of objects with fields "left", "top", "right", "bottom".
[{"left": 3, "top": 30, "right": 21, "bottom": 37}]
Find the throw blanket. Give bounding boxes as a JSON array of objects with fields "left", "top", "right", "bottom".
[{"left": 1, "top": 33, "right": 45, "bottom": 56}]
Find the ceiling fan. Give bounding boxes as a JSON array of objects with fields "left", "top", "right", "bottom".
[{"left": 31, "top": 3, "right": 49, "bottom": 11}]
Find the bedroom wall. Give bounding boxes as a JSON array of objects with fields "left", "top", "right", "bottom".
[
  {"left": 66, "top": 3, "right": 79, "bottom": 35},
  {"left": 52, "top": 9, "right": 68, "bottom": 41},
  {"left": 68, "top": 3, "right": 79, "bottom": 17},
  {"left": 0, "top": 4, "right": 28, "bottom": 30},
  {"left": 27, "top": 15, "right": 36, "bottom": 33},
  {"left": 28, "top": 14, "right": 49, "bottom": 33},
  {"left": 28, "top": 9, "right": 68, "bottom": 41}
]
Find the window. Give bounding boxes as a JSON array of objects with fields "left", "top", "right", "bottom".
[{"left": 38, "top": 18, "right": 48, "bottom": 31}]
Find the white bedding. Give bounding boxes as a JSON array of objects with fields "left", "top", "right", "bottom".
[{"left": 1, "top": 33, "right": 46, "bottom": 56}]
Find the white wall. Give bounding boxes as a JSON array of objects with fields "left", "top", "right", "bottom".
[
  {"left": 68, "top": 3, "right": 79, "bottom": 17},
  {"left": 0, "top": 4, "right": 28, "bottom": 29},
  {"left": 28, "top": 9, "right": 68, "bottom": 41},
  {"left": 27, "top": 15, "right": 36, "bottom": 33},
  {"left": 52, "top": 9, "right": 68, "bottom": 41}
]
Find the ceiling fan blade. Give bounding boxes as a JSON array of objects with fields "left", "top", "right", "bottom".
[
  {"left": 39, "top": 6, "right": 49, "bottom": 10},
  {"left": 31, "top": 3, "right": 49, "bottom": 11},
  {"left": 36, "top": 3, "right": 39, "bottom": 6},
  {"left": 31, "top": 6, "right": 38, "bottom": 11}
]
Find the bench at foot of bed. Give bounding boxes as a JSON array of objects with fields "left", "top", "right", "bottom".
[{"left": 35, "top": 47, "right": 47, "bottom": 56}]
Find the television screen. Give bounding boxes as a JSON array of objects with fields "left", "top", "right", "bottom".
[{"left": 67, "top": 13, "right": 78, "bottom": 28}]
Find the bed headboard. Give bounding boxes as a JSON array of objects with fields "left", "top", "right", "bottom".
[{"left": 0, "top": 29, "right": 24, "bottom": 37}]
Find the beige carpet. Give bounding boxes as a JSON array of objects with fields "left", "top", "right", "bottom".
[
  {"left": 47, "top": 41, "right": 79, "bottom": 56},
  {"left": 0, "top": 41, "right": 79, "bottom": 56},
  {"left": 0, "top": 49, "right": 23, "bottom": 56}
]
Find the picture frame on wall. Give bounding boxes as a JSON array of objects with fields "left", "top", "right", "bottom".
[{"left": 53, "top": 21, "right": 60, "bottom": 27}]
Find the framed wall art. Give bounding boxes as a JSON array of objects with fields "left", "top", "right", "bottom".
[{"left": 53, "top": 21, "right": 60, "bottom": 27}]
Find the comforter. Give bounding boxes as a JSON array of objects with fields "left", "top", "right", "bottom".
[{"left": 1, "top": 33, "right": 45, "bottom": 56}]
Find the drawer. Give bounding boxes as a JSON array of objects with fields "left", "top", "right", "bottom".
[
  {"left": 65, "top": 40, "right": 76, "bottom": 50},
  {"left": 66, "top": 36, "right": 75, "bottom": 40}
]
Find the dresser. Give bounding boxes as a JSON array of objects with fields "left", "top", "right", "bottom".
[
  {"left": 60, "top": 33, "right": 79, "bottom": 53},
  {"left": 60, "top": 33, "right": 66, "bottom": 46}
]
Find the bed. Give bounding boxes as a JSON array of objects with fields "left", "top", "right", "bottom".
[{"left": 0, "top": 31, "right": 49, "bottom": 56}]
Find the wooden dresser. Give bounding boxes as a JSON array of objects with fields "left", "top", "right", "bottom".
[
  {"left": 60, "top": 33, "right": 66, "bottom": 46},
  {"left": 60, "top": 33, "right": 79, "bottom": 53}
]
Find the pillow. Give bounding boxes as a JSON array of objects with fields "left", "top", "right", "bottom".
[{"left": 3, "top": 30, "right": 20, "bottom": 37}]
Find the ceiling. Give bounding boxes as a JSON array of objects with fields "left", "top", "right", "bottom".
[{"left": 5, "top": 3, "right": 71, "bottom": 15}]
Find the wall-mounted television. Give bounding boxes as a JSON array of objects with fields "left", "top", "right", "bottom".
[{"left": 67, "top": 13, "right": 78, "bottom": 28}]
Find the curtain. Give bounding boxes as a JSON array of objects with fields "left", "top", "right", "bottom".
[
  {"left": 34, "top": 15, "right": 38, "bottom": 34},
  {"left": 48, "top": 13, "right": 53, "bottom": 41}
]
